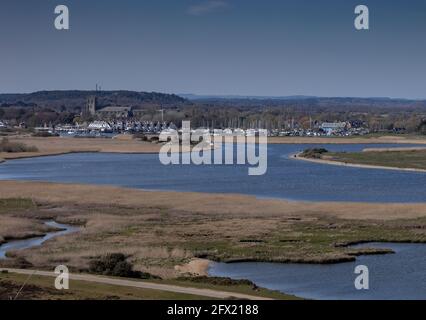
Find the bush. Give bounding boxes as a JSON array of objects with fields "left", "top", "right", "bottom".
[
  {"left": 88, "top": 253, "right": 157, "bottom": 279},
  {"left": 300, "top": 148, "right": 329, "bottom": 159},
  {"left": 32, "top": 131, "right": 59, "bottom": 137},
  {"left": 0, "top": 138, "right": 38, "bottom": 153},
  {"left": 133, "top": 133, "right": 148, "bottom": 141},
  {"left": 177, "top": 276, "right": 257, "bottom": 288},
  {"left": 12, "top": 257, "right": 33, "bottom": 269}
]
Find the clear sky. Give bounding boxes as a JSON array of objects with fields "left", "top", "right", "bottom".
[{"left": 1, "top": 0, "right": 425, "bottom": 98}]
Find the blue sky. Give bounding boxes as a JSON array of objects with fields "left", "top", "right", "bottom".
[{"left": 1, "top": 0, "right": 425, "bottom": 98}]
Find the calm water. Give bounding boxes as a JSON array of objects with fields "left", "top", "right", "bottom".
[
  {"left": 0, "top": 143, "right": 425, "bottom": 202},
  {"left": 209, "top": 243, "right": 426, "bottom": 300},
  {"left": 0, "top": 221, "right": 79, "bottom": 259}
]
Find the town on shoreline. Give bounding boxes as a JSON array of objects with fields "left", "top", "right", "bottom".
[{"left": 2, "top": 90, "right": 426, "bottom": 140}]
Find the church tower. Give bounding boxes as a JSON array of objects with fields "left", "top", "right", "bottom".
[
  {"left": 86, "top": 96, "right": 97, "bottom": 116},
  {"left": 83, "top": 96, "right": 98, "bottom": 117}
]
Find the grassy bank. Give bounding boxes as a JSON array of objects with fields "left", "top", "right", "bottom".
[{"left": 326, "top": 149, "right": 426, "bottom": 171}]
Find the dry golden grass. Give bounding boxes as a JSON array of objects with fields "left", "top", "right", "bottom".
[
  {"left": 1, "top": 181, "right": 425, "bottom": 220},
  {"left": 0, "top": 217, "right": 52, "bottom": 244},
  {"left": 0, "top": 181, "right": 425, "bottom": 279},
  {"left": 0, "top": 135, "right": 163, "bottom": 161}
]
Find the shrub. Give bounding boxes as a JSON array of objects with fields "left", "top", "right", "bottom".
[
  {"left": 13, "top": 257, "right": 33, "bottom": 269},
  {"left": 88, "top": 253, "right": 156, "bottom": 279},
  {"left": 133, "top": 133, "right": 148, "bottom": 141},
  {"left": 0, "top": 138, "right": 38, "bottom": 153},
  {"left": 177, "top": 276, "right": 258, "bottom": 289},
  {"left": 300, "top": 148, "right": 329, "bottom": 159},
  {"left": 32, "top": 131, "right": 59, "bottom": 137}
]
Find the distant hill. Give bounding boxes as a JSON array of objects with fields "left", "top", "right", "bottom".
[
  {"left": 179, "top": 94, "right": 316, "bottom": 101},
  {"left": 179, "top": 94, "right": 426, "bottom": 110},
  {"left": 0, "top": 90, "right": 187, "bottom": 110},
  {"left": 1, "top": 91, "right": 425, "bottom": 113}
]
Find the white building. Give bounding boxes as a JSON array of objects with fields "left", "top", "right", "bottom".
[
  {"left": 320, "top": 122, "right": 347, "bottom": 135},
  {"left": 88, "top": 121, "right": 112, "bottom": 132}
]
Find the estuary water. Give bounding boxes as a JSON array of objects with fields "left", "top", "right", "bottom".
[
  {"left": 0, "top": 143, "right": 425, "bottom": 203},
  {"left": 0, "top": 221, "right": 79, "bottom": 259},
  {"left": 208, "top": 242, "right": 426, "bottom": 300},
  {"left": 0, "top": 143, "right": 425, "bottom": 299}
]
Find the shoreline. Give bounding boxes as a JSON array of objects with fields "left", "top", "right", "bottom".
[
  {"left": 0, "top": 136, "right": 165, "bottom": 162},
  {"left": 0, "top": 220, "right": 78, "bottom": 258},
  {"left": 0, "top": 136, "right": 216, "bottom": 163},
  {"left": 293, "top": 152, "right": 426, "bottom": 173},
  {"left": 175, "top": 259, "right": 212, "bottom": 276},
  {"left": 0, "top": 150, "right": 161, "bottom": 163},
  {"left": 1, "top": 134, "right": 426, "bottom": 163},
  {"left": 182, "top": 238, "right": 426, "bottom": 277}
]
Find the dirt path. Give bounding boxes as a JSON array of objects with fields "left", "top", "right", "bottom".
[{"left": 0, "top": 268, "right": 273, "bottom": 300}]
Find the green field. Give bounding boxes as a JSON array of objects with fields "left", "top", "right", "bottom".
[{"left": 328, "top": 149, "right": 426, "bottom": 170}]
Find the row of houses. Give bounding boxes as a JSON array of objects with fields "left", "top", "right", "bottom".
[
  {"left": 57, "top": 120, "right": 368, "bottom": 137},
  {"left": 320, "top": 122, "right": 348, "bottom": 135},
  {"left": 55, "top": 120, "right": 178, "bottom": 134},
  {"left": 268, "top": 121, "right": 369, "bottom": 137}
]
